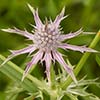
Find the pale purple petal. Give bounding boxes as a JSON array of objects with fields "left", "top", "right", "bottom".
[
  {"left": 1, "top": 4, "right": 98, "bottom": 84},
  {"left": 22, "top": 50, "right": 43, "bottom": 81},
  {"left": 43, "top": 52, "right": 52, "bottom": 82},
  {"left": 53, "top": 7, "right": 68, "bottom": 28},
  {"left": 53, "top": 51, "right": 77, "bottom": 83},
  {"left": 28, "top": 4, "right": 43, "bottom": 29},
  {"left": 59, "top": 43, "right": 97, "bottom": 53},
  {"left": 59, "top": 28, "right": 83, "bottom": 41},
  {"left": 1, "top": 45, "right": 36, "bottom": 66},
  {"left": 1, "top": 27, "right": 34, "bottom": 40}
]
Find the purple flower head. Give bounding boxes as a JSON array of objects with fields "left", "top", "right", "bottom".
[{"left": 1, "top": 4, "right": 97, "bottom": 83}]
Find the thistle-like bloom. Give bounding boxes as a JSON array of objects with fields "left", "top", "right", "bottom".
[{"left": 1, "top": 4, "right": 97, "bottom": 83}]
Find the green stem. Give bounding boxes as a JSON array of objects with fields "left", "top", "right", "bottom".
[
  {"left": 61, "top": 30, "right": 100, "bottom": 89},
  {"left": 0, "top": 55, "right": 51, "bottom": 94}
]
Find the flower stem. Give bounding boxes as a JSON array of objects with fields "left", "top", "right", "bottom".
[
  {"left": 61, "top": 30, "right": 100, "bottom": 89},
  {"left": 0, "top": 55, "right": 51, "bottom": 94}
]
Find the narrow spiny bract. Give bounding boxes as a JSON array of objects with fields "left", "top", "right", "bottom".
[{"left": 1, "top": 4, "right": 97, "bottom": 83}]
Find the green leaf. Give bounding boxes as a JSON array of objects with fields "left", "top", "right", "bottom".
[
  {"left": 0, "top": 54, "right": 48, "bottom": 93},
  {"left": 7, "top": 94, "right": 19, "bottom": 100},
  {"left": 5, "top": 83, "right": 23, "bottom": 100},
  {"left": 69, "top": 77, "right": 100, "bottom": 88},
  {"left": 67, "top": 87, "right": 90, "bottom": 97},
  {"left": 89, "top": 95, "right": 100, "bottom": 100},
  {"left": 66, "top": 77, "right": 100, "bottom": 99},
  {"left": 66, "top": 93, "right": 78, "bottom": 100}
]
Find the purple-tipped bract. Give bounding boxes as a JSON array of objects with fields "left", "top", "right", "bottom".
[{"left": 1, "top": 4, "right": 97, "bottom": 83}]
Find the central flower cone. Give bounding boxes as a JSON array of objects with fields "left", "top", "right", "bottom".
[{"left": 1, "top": 4, "right": 97, "bottom": 83}]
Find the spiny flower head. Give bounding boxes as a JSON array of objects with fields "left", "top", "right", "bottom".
[{"left": 1, "top": 4, "right": 97, "bottom": 83}]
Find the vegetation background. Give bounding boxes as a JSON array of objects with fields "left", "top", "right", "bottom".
[{"left": 0, "top": 0, "right": 100, "bottom": 100}]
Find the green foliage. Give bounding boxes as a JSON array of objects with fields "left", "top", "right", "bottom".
[{"left": 0, "top": 0, "right": 100, "bottom": 99}]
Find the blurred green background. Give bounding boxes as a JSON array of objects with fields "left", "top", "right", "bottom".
[{"left": 0, "top": 0, "right": 100, "bottom": 100}]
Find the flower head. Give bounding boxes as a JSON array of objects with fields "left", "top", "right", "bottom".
[{"left": 1, "top": 4, "right": 97, "bottom": 83}]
